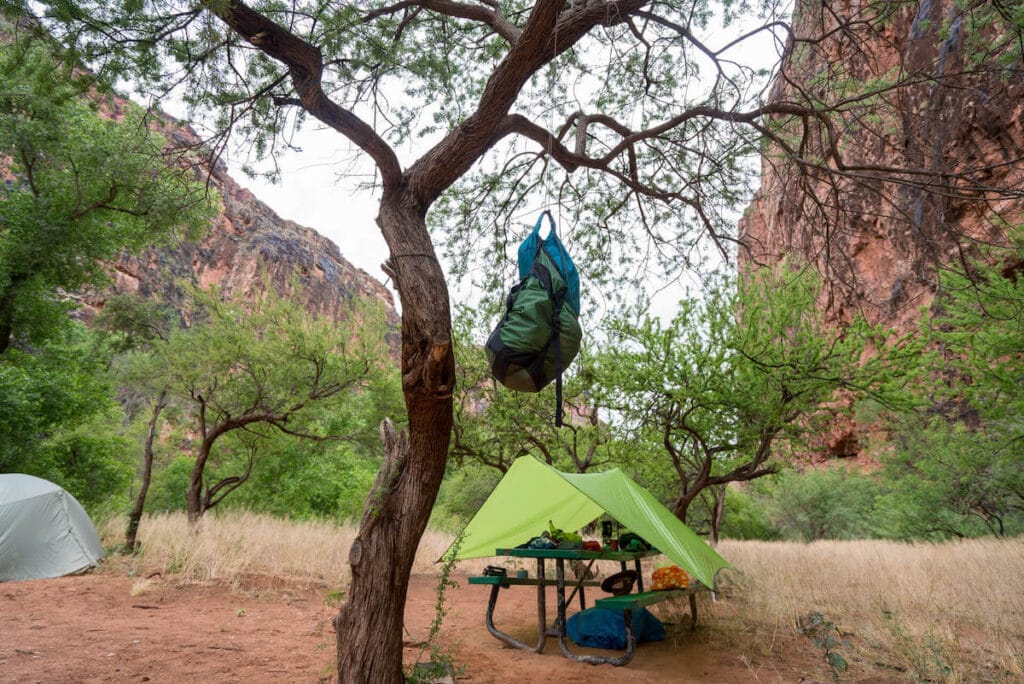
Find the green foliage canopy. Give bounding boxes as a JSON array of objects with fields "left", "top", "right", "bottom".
[
  {"left": 0, "top": 324, "right": 132, "bottom": 508},
  {"left": 593, "top": 266, "right": 888, "bottom": 527},
  {"left": 0, "top": 33, "right": 214, "bottom": 353},
  {"left": 124, "top": 282, "right": 399, "bottom": 519},
  {"left": 876, "top": 234, "right": 1024, "bottom": 539},
  {"left": 0, "top": 33, "right": 213, "bottom": 507}
]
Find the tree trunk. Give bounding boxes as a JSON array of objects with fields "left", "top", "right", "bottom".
[
  {"left": 125, "top": 389, "right": 167, "bottom": 551},
  {"left": 0, "top": 282, "right": 19, "bottom": 355},
  {"left": 186, "top": 443, "right": 211, "bottom": 526},
  {"left": 334, "top": 199, "right": 454, "bottom": 684},
  {"left": 710, "top": 485, "right": 726, "bottom": 546}
]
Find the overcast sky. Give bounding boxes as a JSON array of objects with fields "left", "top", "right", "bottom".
[{"left": 226, "top": 127, "right": 392, "bottom": 285}]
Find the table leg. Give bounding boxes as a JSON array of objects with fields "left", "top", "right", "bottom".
[
  {"left": 537, "top": 558, "right": 547, "bottom": 642},
  {"left": 564, "top": 558, "right": 596, "bottom": 611},
  {"left": 553, "top": 558, "right": 567, "bottom": 636},
  {"left": 634, "top": 557, "right": 644, "bottom": 592},
  {"left": 553, "top": 559, "right": 637, "bottom": 666},
  {"left": 689, "top": 592, "right": 698, "bottom": 630},
  {"left": 481, "top": 559, "right": 548, "bottom": 653}
]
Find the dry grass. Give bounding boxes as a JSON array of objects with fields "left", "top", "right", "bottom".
[
  {"left": 98, "top": 511, "right": 357, "bottom": 588},
  {"left": 98, "top": 513, "right": 1024, "bottom": 681},
  {"left": 708, "top": 538, "right": 1024, "bottom": 682},
  {"left": 97, "top": 512, "right": 489, "bottom": 588}
]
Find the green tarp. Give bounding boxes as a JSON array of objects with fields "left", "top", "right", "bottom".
[{"left": 452, "top": 457, "right": 731, "bottom": 588}]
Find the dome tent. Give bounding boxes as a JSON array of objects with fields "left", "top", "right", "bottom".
[{"left": 0, "top": 474, "right": 104, "bottom": 581}]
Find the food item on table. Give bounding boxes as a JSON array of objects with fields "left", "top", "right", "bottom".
[{"left": 651, "top": 565, "right": 690, "bottom": 590}]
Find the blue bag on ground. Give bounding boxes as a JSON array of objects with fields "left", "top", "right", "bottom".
[{"left": 566, "top": 607, "right": 666, "bottom": 650}]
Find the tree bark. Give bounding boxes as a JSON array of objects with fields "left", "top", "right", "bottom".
[
  {"left": 333, "top": 198, "right": 454, "bottom": 684},
  {"left": 125, "top": 389, "right": 167, "bottom": 551},
  {"left": 186, "top": 436, "right": 219, "bottom": 525},
  {"left": 710, "top": 485, "right": 726, "bottom": 546},
  {"left": 0, "top": 275, "right": 26, "bottom": 355}
]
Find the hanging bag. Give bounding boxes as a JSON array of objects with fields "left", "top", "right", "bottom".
[{"left": 485, "top": 211, "right": 582, "bottom": 426}]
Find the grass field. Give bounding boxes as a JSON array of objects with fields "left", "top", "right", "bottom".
[{"left": 98, "top": 512, "right": 1024, "bottom": 681}]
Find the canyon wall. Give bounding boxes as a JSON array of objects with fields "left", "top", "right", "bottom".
[
  {"left": 77, "top": 115, "right": 399, "bottom": 338},
  {"left": 739, "top": 0, "right": 1024, "bottom": 459},
  {"left": 741, "top": 0, "right": 1023, "bottom": 331}
]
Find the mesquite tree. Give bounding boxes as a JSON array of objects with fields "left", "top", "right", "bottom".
[
  {"left": 15, "top": 0, "right": 1023, "bottom": 680},
  {"left": 592, "top": 266, "right": 910, "bottom": 540},
  {"left": 131, "top": 284, "right": 388, "bottom": 524}
]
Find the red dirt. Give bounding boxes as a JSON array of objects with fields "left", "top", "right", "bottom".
[{"left": 1, "top": 571, "right": 798, "bottom": 682}]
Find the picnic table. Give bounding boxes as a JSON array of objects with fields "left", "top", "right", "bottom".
[{"left": 468, "top": 547, "right": 707, "bottom": 666}]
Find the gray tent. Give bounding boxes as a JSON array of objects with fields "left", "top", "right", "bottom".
[{"left": 0, "top": 474, "right": 104, "bottom": 581}]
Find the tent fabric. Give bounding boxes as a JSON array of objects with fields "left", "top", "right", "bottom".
[
  {"left": 0, "top": 474, "right": 104, "bottom": 582},
  {"left": 452, "top": 457, "right": 731, "bottom": 588}
]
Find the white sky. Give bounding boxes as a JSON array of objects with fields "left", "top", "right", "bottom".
[{"left": 225, "top": 127, "right": 392, "bottom": 285}]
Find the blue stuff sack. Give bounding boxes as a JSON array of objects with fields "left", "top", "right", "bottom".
[
  {"left": 516, "top": 211, "right": 580, "bottom": 316},
  {"left": 566, "top": 607, "right": 666, "bottom": 650}
]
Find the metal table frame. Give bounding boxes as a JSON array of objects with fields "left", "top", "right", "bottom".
[{"left": 479, "top": 547, "right": 659, "bottom": 666}]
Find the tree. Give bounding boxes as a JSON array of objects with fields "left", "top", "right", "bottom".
[
  {"left": 0, "top": 323, "right": 134, "bottom": 508},
  {"left": 22, "top": 0, "right": 1023, "bottom": 679},
  {"left": 762, "top": 467, "right": 881, "bottom": 541},
  {"left": 0, "top": 31, "right": 211, "bottom": 508},
  {"left": 593, "top": 266, "right": 888, "bottom": 539},
  {"left": 132, "top": 283, "right": 390, "bottom": 524},
  {"left": 95, "top": 294, "right": 178, "bottom": 550},
  {"left": 199, "top": 359, "right": 404, "bottom": 520},
  {"left": 875, "top": 232, "right": 1024, "bottom": 539},
  {"left": 0, "top": 32, "right": 213, "bottom": 354}
]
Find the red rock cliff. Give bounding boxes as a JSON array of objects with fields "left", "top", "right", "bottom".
[
  {"left": 741, "top": 0, "right": 1023, "bottom": 333},
  {"left": 739, "top": 0, "right": 1024, "bottom": 460},
  {"left": 82, "top": 117, "right": 399, "bottom": 338}
]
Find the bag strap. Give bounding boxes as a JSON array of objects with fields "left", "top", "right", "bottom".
[
  {"left": 535, "top": 210, "right": 556, "bottom": 238},
  {"left": 532, "top": 257, "right": 568, "bottom": 428}
]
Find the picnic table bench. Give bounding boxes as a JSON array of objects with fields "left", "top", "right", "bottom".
[{"left": 594, "top": 585, "right": 704, "bottom": 630}]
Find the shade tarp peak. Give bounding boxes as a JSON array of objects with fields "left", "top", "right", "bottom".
[{"left": 451, "top": 457, "right": 730, "bottom": 588}]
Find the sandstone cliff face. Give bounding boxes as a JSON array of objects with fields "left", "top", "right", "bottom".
[
  {"left": 741, "top": 0, "right": 1023, "bottom": 333},
  {"left": 83, "top": 120, "right": 399, "bottom": 337},
  {"left": 739, "top": 0, "right": 1024, "bottom": 459}
]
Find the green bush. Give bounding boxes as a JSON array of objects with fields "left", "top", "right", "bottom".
[
  {"left": 144, "top": 456, "right": 192, "bottom": 513},
  {"left": 763, "top": 468, "right": 881, "bottom": 541},
  {"left": 719, "top": 486, "right": 782, "bottom": 540},
  {"left": 430, "top": 463, "right": 502, "bottom": 532}
]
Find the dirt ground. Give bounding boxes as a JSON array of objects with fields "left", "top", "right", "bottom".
[{"left": 1, "top": 570, "right": 802, "bottom": 683}]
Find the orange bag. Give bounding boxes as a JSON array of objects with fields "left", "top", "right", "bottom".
[{"left": 651, "top": 565, "right": 690, "bottom": 590}]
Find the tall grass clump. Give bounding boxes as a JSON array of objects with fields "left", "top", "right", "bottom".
[
  {"left": 715, "top": 538, "right": 1024, "bottom": 681},
  {"left": 98, "top": 511, "right": 358, "bottom": 587},
  {"left": 97, "top": 511, "right": 480, "bottom": 587}
]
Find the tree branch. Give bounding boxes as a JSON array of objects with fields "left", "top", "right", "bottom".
[
  {"left": 363, "top": 0, "right": 521, "bottom": 45},
  {"left": 208, "top": 0, "right": 402, "bottom": 188}
]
